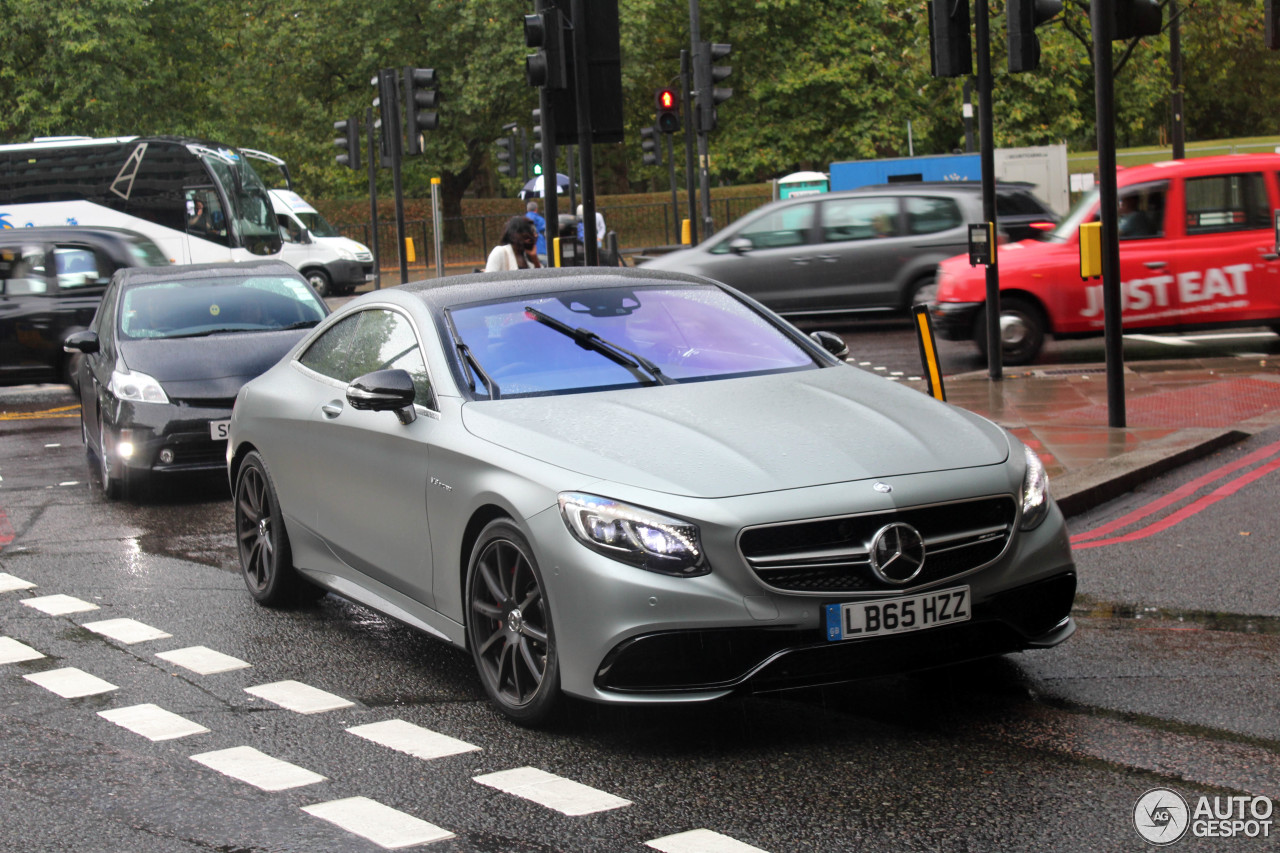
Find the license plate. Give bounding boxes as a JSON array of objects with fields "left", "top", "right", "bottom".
[
  {"left": 825, "top": 586, "right": 970, "bottom": 642},
  {"left": 210, "top": 420, "right": 231, "bottom": 441}
]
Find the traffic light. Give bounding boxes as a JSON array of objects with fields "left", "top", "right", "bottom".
[
  {"left": 403, "top": 67, "right": 439, "bottom": 155},
  {"left": 531, "top": 108, "right": 543, "bottom": 161},
  {"left": 928, "top": 0, "right": 972, "bottom": 78},
  {"left": 695, "top": 42, "right": 731, "bottom": 133},
  {"left": 524, "top": 7, "right": 567, "bottom": 89},
  {"left": 640, "top": 126, "right": 661, "bottom": 166},
  {"left": 1114, "top": 0, "right": 1162, "bottom": 40},
  {"left": 655, "top": 88, "right": 681, "bottom": 134},
  {"left": 1270, "top": 0, "right": 1280, "bottom": 50},
  {"left": 496, "top": 136, "right": 515, "bottom": 177},
  {"left": 1008, "top": 0, "right": 1063, "bottom": 73},
  {"left": 333, "top": 117, "right": 360, "bottom": 171}
]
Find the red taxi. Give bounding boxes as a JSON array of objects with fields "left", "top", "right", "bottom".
[{"left": 931, "top": 154, "right": 1280, "bottom": 364}]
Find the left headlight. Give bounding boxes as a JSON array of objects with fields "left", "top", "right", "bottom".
[
  {"left": 1020, "top": 445, "right": 1050, "bottom": 530},
  {"left": 110, "top": 368, "right": 169, "bottom": 404},
  {"left": 558, "top": 492, "right": 708, "bottom": 577}
]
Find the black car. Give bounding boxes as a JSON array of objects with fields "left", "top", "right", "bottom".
[
  {"left": 0, "top": 226, "right": 168, "bottom": 387},
  {"left": 641, "top": 181, "right": 1059, "bottom": 315},
  {"left": 63, "top": 260, "right": 329, "bottom": 498}
]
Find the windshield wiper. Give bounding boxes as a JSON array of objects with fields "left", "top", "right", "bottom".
[
  {"left": 522, "top": 306, "right": 675, "bottom": 386},
  {"left": 456, "top": 342, "right": 501, "bottom": 400}
]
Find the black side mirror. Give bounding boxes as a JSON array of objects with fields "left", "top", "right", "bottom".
[
  {"left": 809, "top": 331, "right": 849, "bottom": 360},
  {"left": 63, "top": 330, "right": 100, "bottom": 355},
  {"left": 346, "top": 368, "right": 417, "bottom": 425}
]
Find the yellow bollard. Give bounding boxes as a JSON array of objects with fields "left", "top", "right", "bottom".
[
  {"left": 681, "top": 219, "right": 692, "bottom": 245},
  {"left": 553, "top": 236, "right": 562, "bottom": 267},
  {"left": 405, "top": 237, "right": 416, "bottom": 264}
]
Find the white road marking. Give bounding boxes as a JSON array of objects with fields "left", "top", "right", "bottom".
[
  {"left": 0, "top": 636, "right": 45, "bottom": 664},
  {"left": 190, "top": 746, "right": 326, "bottom": 791},
  {"left": 646, "top": 828, "right": 771, "bottom": 853},
  {"left": 155, "top": 646, "right": 250, "bottom": 675},
  {"left": 24, "top": 667, "right": 118, "bottom": 698},
  {"left": 472, "top": 766, "right": 631, "bottom": 816},
  {"left": 1123, "top": 333, "right": 1195, "bottom": 346},
  {"left": 81, "top": 618, "right": 171, "bottom": 644},
  {"left": 44, "top": 443, "right": 61, "bottom": 448},
  {"left": 0, "top": 573, "right": 36, "bottom": 593},
  {"left": 346, "top": 719, "right": 480, "bottom": 761},
  {"left": 303, "top": 796, "right": 454, "bottom": 848},
  {"left": 99, "top": 703, "right": 209, "bottom": 741},
  {"left": 245, "top": 680, "right": 354, "bottom": 714},
  {"left": 21, "top": 594, "right": 99, "bottom": 615}
]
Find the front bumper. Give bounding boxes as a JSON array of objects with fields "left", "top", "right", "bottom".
[
  {"left": 324, "top": 258, "right": 374, "bottom": 289},
  {"left": 931, "top": 301, "right": 983, "bottom": 341},
  {"left": 107, "top": 400, "right": 232, "bottom": 478}
]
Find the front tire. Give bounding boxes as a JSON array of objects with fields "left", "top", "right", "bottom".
[
  {"left": 234, "top": 451, "right": 318, "bottom": 606},
  {"left": 465, "top": 520, "right": 560, "bottom": 726},
  {"left": 974, "top": 295, "right": 1046, "bottom": 366},
  {"left": 305, "top": 269, "right": 332, "bottom": 298},
  {"left": 97, "top": 411, "right": 123, "bottom": 499}
]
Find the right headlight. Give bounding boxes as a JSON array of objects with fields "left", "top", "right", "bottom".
[
  {"left": 110, "top": 368, "right": 169, "bottom": 404},
  {"left": 558, "top": 492, "right": 708, "bottom": 577},
  {"left": 1020, "top": 445, "right": 1050, "bottom": 530}
]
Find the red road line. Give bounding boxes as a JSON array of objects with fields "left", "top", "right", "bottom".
[
  {"left": 0, "top": 507, "right": 13, "bottom": 548},
  {"left": 1070, "top": 438, "right": 1280, "bottom": 544},
  {"left": 1072, "top": 455, "right": 1280, "bottom": 549}
]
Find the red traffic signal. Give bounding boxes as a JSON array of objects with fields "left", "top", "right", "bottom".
[{"left": 655, "top": 87, "right": 681, "bottom": 134}]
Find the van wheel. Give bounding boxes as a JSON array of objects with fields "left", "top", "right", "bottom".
[
  {"left": 306, "top": 270, "right": 332, "bottom": 297},
  {"left": 974, "top": 295, "right": 1046, "bottom": 366}
]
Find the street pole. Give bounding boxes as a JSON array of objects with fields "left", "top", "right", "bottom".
[
  {"left": 365, "top": 107, "right": 382, "bottom": 290},
  {"left": 1092, "top": 0, "right": 1126, "bottom": 427},
  {"left": 570, "top": 0, "right": 598, "bottom": 266},
  {"left": 430, "top": 177, "right": 444, "bottom": 279},
  {"left": 680, "top": 50, "right": 698, "bottom": 245},
  {"left": 976, "top": 0, "right": 1002, "bottom": 381},
  {"left": 380, "top": 69, "right": 408, "bottom": 285},
  {"left": 1170, "top": 1, "right": 1185, "bottom": 160},
  {"left": 665, "top": 135, "right": 679, "bottom": 245}
]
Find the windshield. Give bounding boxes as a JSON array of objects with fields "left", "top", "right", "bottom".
[
  {"left": 295, "top": 211, "right": 341, "bottom": 238},
  {"left": 448, "top": 284, "right": 819, "bottom": 398},
  {"left": 1047, "top": 187, "right": 1099, "bottom": 243},
  {"left": 194, "top": 147, "right": 282, "bottom": 256},
  {"left": 119, "top": 274, "right": 327, "bottom": 340}
]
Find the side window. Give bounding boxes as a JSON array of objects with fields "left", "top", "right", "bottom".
[
  {"left": 714, "top": 202, "right": 815, "bottom": 252},
  {"left": 94, "top": 283, "right": 121, "bottom": 350},
  {"left": 996, "top": 190, "right": 1050, "bottom": 217},
  {"left": 0, "top": 244, "right": 50, "bottom": 295},
  {"left": 906, "top": 196, "right": 963, "bottom": 235},
  {"left": 53, "top": 245, "right": 113, "bottom": 290},
  {"left": 821, "top": 197, "right": 900, "bottom": 242},
  {"left": 1117, "top": 183, "right": 1168, "bottom": 240},
  {"left": 299, "top": 309, "right": 434, "bottom": 408},
  {"left": 1184, "top": 172, "right": 1269, "bottom": 235}
]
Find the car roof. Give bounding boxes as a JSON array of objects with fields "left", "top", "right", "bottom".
[
  {"left": 1116, "top": 152, "right": 1280, "bottom": 185},
  {"left": 397, "top": 267, "right": 720, "bottom": 311},
  {"left": 115, "top": 259, "right": 304, "bottom": 287},
  {"left": 0, "top": 225, "right": 158, "bottom": 245},
  {"left": 854, "top": 180, "right": 1038, "bottom": 194}
]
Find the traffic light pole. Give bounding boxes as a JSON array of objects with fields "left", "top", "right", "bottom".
[
  {"left": 976, "top": 0, "right": 1002, "bottom": 382},
  {"left": 665, "top": 135, "right": 679, "bottom": 245},
  {"left": 570, "top": 0, "right": 599, "bottom": 266},
  {"left": 538, "top": 87, "right": 559, "bottom": 262},
  {"left": 688, "top": 0, "right": 714, "bottom": 237},
  {"left": 365, "top": 107, "right": 382, "bottom": 290},
  {"left": 680, "top": 50, "right": 698, "bottom": 245},
  {"left": 1092, "top": 0, "right": 1126, "bottom": 427},
  {"left": 380, "top": 69, "right": 409, "bottom": 285}
]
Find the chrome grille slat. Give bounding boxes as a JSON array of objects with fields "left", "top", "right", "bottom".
[{"left": 738, "top": 496, "right": 1016, "bottom": 594}]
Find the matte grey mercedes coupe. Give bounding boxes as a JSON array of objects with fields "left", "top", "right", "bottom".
[{"left": 227, "top": 267, "right": 1075, "bottom": 725}]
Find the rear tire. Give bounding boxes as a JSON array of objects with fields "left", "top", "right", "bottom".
[{"left": 973, "top": 295, "right": 1046, "bottom": 366}]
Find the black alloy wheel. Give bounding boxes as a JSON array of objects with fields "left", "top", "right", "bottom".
[
  {"left": 466, "top": 520, "right": 560, "bottom": 725},
  {"left": 234, "top": 451, "right": 318, "bottom": 606}
]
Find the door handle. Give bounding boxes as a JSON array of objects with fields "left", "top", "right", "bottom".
[
  {"left": 1143, "top": 260, "right": 1168, "bottom": 270},
  {"left": 1259, "top": 247, "right": 1280, "bottom": 261},
  {"left": 789, "top": 257, "right": 811, "bottom": 265},
  {"left": 815, "top": 254, "right": 839, "bottom": 263},
  {"left": 321, "top": 402, "right": 343, "bottom": 418}
]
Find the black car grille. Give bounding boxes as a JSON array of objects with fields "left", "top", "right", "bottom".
[{"left": 738, "top": 496, "right": 1016, "bottom": 594}]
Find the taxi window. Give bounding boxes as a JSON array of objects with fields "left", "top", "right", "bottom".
[
  {"left": 1184, "top": 172, "right": 1269, "bottom": 235},
  {"left": 1117, "top": 183, "right": 1167, "bottom": 241},
  {"left": 0, "top": 245, "right": 49, "bottom": 295}
]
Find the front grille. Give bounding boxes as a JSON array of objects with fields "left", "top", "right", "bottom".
[
  {"left": 738, "top": 496, "right": 1016, "bottom": 594},
  {"left": 355, "top": 251, "right": 373, "bottom": 262}
]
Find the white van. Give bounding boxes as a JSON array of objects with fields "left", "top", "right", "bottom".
[{"left": 269, "top": 189, "right": 374, "bottom": 297}]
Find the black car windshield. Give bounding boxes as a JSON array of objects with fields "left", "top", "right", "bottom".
[
  {"left": 448, "top": 284, "right": 819, "bottom": 398},
  {"left": 119, "top": 275, "right": 327, "bottom": 340}
]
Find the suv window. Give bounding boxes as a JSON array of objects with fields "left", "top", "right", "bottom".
[
  {"left": 996, "top": 190, "right": 1049, "bottom": 217},
  {"left": 1184, "top": 172, "right": 1269, "bottom": 235},
  {"left": 714, "top": 202, "right": 815, "bottom": 253},
  {"left": 299, "top": 308, "right": 434, "bottom": 408},
  {"left": 906, "top": 196, "right": 963, "bottom": 235},
  {"left": 821, "top": 197, "right": 899, "bottom": 242}
]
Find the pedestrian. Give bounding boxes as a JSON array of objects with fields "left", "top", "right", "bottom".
[
  {"left": 484, "top": 216, "right": 542, "bottom": 272},
  {"left": 576, "top": 204, "right": 606, "bottom": 249},
  {"left": 525, "top": 201, "right": 547, "bottom": 264}
]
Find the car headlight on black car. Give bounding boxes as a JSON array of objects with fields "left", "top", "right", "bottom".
[
  {"left": 109, "top": 368, "right": 169, "bottom": 404},
  {"left": 1020, "top": 445, "right": 1050, "bottom": 530},
  {"left": 558, "top": 492, "right": 708, "bottom": 576}
]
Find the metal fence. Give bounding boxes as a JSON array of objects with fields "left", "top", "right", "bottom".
[{"left": 334, "top": 194, "right": 773, "bottom": 282}]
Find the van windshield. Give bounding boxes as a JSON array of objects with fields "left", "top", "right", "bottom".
[{"left": 294, "top": 211, "right": 340, "bottom": 238}]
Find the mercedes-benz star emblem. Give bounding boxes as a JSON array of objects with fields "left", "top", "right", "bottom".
[{"left": 868, "top": 523, "right": 926, "bottom": 584}]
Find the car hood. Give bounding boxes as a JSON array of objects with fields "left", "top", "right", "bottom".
[
  {"left": 119, "top": 331, "right": 304, "bottom": 401},
  {"left": 461, "top": 366, "right": 1009, "bottom": 498}
]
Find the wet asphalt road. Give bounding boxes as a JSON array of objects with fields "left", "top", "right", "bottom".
[{"left": 1, "top": 369, "right": 1278, "bottom": 852}]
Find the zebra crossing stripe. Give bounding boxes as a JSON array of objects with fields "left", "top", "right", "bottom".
[
  {"left": 81, "top": 618, "right": 171, "bottom": 644},
  {"left": 21, "top": 594, "right": 98, "bottom": 615},
  {"left": 0, "top": 572, "right": 36, "bottom": 593},
  {"left": 99, "top": 703, "right": 210, "bottom": 741},
  {"left": 245, "top": 680, "right": 354, "bottom": 714},
  {"left": 0, "top": 636, "right": 45, "bottom": 664},
  {"left": 24, "top": 667, "right": 118, "bottom": 698},
  {"left": 347, "top": 719, "right": 480, "bottom": 761},
  {"left": 155, "top": 646, "right": 251, "bottom": 675},
  {"left": 190, "top": 746, "right": 326, "bottom": 791},
  {"left": 472, "top": 766, "right": 631, "bottom": 816},
  {"left": 646, "top": 828, "right": 771, "bottom": 853},
  {"left": 303, "top": 796, "right": 454, "bottom": 848}
]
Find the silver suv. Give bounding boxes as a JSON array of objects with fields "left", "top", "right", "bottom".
[{"left": 641, "top": 182, "right": 1057, "bottom": 317}]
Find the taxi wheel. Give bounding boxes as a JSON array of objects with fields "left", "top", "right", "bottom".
[{"left": 974, "top": 295, "right": 1045, "bottom": 366}]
